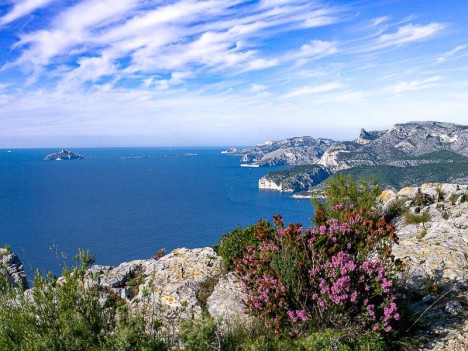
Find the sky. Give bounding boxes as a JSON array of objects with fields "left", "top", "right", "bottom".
[{"left": 0, "top": 0, "right": 467, "bottom": 147}]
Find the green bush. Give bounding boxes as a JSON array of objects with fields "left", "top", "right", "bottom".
[
  {"left": 403, "top": 211, "right": 431, "bottom": 225},
  {"left": 320, "top": 174, "right": 382, "bottom": 212},
  {"left": 216, "top": 221, "right": 274, "bottom": 271},
  {"left": 0, "top": 249, "right": 167, "bottom": 351}
]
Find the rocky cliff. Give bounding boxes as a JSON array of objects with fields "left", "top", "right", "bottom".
[
  {"left": 258, "top": 165, "right": 331, "bottom": 192},
  {"left": 224, "top": 122, "right": 468, "bottom": 171},
  {"left": 223, "top": 136, "right": 335, "bottom": 167},
  {"left": 238, "top": 121, "right": 468, "bottom": 193},
  {"left": 321, "top": 121, "right": 468, "bottom": 171},
  {"left": 381, "top": 183, "right": 467, "bottom": 351}
]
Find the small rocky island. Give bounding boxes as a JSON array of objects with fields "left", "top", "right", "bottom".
[
  {"left": 166, "top": 152, "right": 197, "bottom": 157},
  {"left": 44, "top": 149, "right": 89, "bottom": 161}
]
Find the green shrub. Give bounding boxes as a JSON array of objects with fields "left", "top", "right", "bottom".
[
  {"left": 403, "top": 211, "right": 431, "bottom": 225},
  {"left": 385, "top": 198, "right": 408, "bottom": 220},
  {"left": 300, "top": 330, "right": 351, "bottom": 351},
  {"left": 179, "top": 316, "right": 218, "bottom": 351},
  {"left": 217, "top": 221, "right": 274, "bottom": 271},
  {"left": 0, "top": 249, "right": 167, "bottom": 351},
  {"left": 320, "top": 174, "right": 382, "bottom": 212},
  {"left": 352, "top": 332, "right": 388, "bottom": 351}
]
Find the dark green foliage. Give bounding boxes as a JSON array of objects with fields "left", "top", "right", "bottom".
[
  {"left": 0, "top": 249, "right": 168, "bottom": 351},
  {"left": 217, "top": 222, "right": 273, "bottom": 271},
  {"left": 403, "top": 211, "right": 431, "bottom": 225},
  {"left": 179, "top": 317, "right": 389, "bottom": 351},
  {"left": 331, "top": 162, "right": 468, "bottom": 190},
  {"left": 385, "top": 198, "right": 407, "bottom": 220},
  {"left": 318, "top": 174, "right": 382, "bottom": 214},
  {"left": 405, "top": 150, "right": 468, "bottom": 161}
]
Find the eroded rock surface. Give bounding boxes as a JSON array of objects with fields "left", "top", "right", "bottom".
[
  {"left": 87, "top": 247, "right": 246, "bottom": 330},
  {"left": 0, "top": 248, "right": 28, "bottom": 290},
  {"left": 383, "top": 183, "right": 468, "bottom": 351}
]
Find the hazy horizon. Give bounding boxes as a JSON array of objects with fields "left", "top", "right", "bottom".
[{"left": 1, "top": 0, "right": 467, "bottom": 147}]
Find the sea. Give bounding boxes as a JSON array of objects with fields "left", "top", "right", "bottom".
[{"left": 0, "top": 148, "right": 314, "bottom": 276}]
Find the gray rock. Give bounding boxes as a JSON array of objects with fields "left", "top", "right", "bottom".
[
  {"left": 445, "top": 300, "right": 464, "bottom": 316},
  {"left": 455, "top": 194, "right": 465, "bottom": 205},
  {"left": 422, "top": 295, "right": 437, "bottom": 304},
  {"left": 44, "top": 149, "right": 89, "bottom": 161},
  {"left": 207, "top": 272, "right": 247, "bottom": 321},
  {"left": 0, "top": 248, "right": 28, "bottom": 290}
]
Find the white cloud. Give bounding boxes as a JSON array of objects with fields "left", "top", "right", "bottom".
[
  {"left": 436, "top": 45, "right": 467, "bottom": 63},
  {"left": 14, "top": 0, "right": 137, "bottom": 66},
  {"left": 0, "top": 0, "right": 54, "bottom": 26},
  {"left": 281, "top": 82, "right": 343, "bottom": 98},
  {"left": 370, "top": 16, "right": 390, "bottom": 27},
  {"left": 385, "top": 76, "right": 441, "bottom": 93},
  {"left": 7, "top": 0, "right": 343, "bottom": 88},
  {"left": 300, "top": 40, "right": 338, "bottom": 57},
  {"left": 377, "top": 23, "right": 444, "bottom": 47},
  {"left": 250, "top": 84, "right": 267, "bottom": 93}
]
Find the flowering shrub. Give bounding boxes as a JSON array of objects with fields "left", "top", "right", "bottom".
[{"left": 235, "top": 206, "right": 399, "bottom": 336}]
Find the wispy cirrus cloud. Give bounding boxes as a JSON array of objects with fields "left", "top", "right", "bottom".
[
  {"left": 7, "top": 0, "right": 345, "bottom": 91},
  {"left": 436, "top": 44, "right": 467, "bottom": 63},
  {"left": 290, "top": 39, "right": 338, "bottom": 65},
  {"left": 281, "top": 82, "right": 343, "bottom": 98},
  {"left": 0, "top": 0, "right": 54, "bottom": 26},
  {"left": 377, "top": 23, "right": 444, "bottom": 47},
  {"left": 383, "top": 76, "right": 441, "bottom": 93}
]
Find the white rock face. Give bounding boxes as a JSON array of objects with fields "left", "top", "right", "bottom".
[
  {"left": 207, "top": 272, "right": 247, "bottom": 321},
  {"left": 387, "top": 183, "right": 468, "bottom": 287},
  {"left": 87, "top": 247, "right": 246, "bottom": 330},
  {"left": 258, "top": 177, "right": 284, "bottom": 191}
]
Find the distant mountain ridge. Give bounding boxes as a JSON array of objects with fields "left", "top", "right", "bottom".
[
  {"left": 223, "top": 136, "right": 335, "bottom": 166},
  {"left": 222, "top": 121, "right": 468, "bottom": 192}
]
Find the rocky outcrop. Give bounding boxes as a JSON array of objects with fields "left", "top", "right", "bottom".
[
  {"left": 319, "top": 121, "right": 468, "bottom": 172},
  {"left": 86, "top": 248, "right": 245, "bottom": 330},
  {"left": 382, "top": 183, "right": 468, "bottom": 351},
  {"left": 383, "top": 183, "right": 468, "bottom": 287},
  {"left": 221, "top": 122, "right": 468, "bottom": 192},
  {"left": 259, "top": 165, "right": 331, "bottom": 192},
  {"left": 44, "top": 149, "right": 89, "bottom": 161},
  {"left": 0, "top": 248, "right": 28, "bottom": 290},
  {"left": 224, "top": 136, "right": 335, "bottom": 167},
  {"left": 258, "top": 177, "right": 284, "bottom": 191},
  {"left": 225, "top": 122, "right": 468, "bottom": 171}
]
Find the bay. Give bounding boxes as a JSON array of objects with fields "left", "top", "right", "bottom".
[{"left": 0, "top": 148, "right": 313, "bottom": 275}]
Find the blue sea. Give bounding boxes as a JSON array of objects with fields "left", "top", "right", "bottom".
[{"left": 0, "top": 148, "right": 313, "bottom": 276}]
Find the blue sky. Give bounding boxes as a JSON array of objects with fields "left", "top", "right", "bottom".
[{"left": 0, "top": 0, "right": 467, "bottom": 147}]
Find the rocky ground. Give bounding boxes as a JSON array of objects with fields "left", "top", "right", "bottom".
[
  {"left": 381, "top": 183, "right": 467, "bottom": 351},
  {"left": 2, "top": 182, "right": 466, "bottom": 350}
]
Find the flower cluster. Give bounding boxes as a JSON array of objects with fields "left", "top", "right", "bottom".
[{"left": 235, "top": 206, "right": 399, "bottom": 336}]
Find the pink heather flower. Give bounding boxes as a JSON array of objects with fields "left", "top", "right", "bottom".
[
  {"left": 287, "top": 310, "right": 298, "bottom": 323},
  {"left": 386, "top": 326, "right": 392, "bottom": 332},
  {"left": 297, "top": 310, "right": 307, "bottom": 322},
  {"left": 394, "top": 313, "right": 400, "bottom": 321},
  {"left": 373, "top": 324, "right": 379, "bottom": 331}
]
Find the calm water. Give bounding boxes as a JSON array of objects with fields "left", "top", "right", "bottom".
[{"left": 0, "top": 148, "right": 313, "bottom": 276}]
